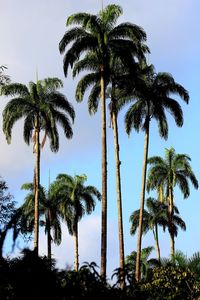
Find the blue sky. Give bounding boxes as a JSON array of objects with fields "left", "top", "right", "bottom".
[{"left": 0, "top": 0, "right": 200, "bottom": 278}]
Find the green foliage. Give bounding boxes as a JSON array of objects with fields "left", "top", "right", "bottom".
[
  {"left": 145, "top": 266, "right": 200, "bottom": 299},
  {"left": 1, "top": 252, "right": 200, "bottom": 300},
  {"left": 125, "top": 246, "right": 159, "bottom": 282},
  {"left": 147, "top": 147, "right": 199, "bottom": 198},
  {"left": 0, "top": 65, "right": 10, "bottom": 88},
  {"left": 20, "top": 182, "right": 62, "bottom": 245},
  {"left": 124, "top": 65, "right": 189, "bottom": 137},
  {"left": 55, "top": 174, "right": 101, "bottom": 235},
  {"left": 0, "top": 177, "right": 15, "bottom": 230},
  {"left": 1, "top": 77, "right": 75, "bottom": 150},
  {"left": 0, "top": 177, "right": 18, "bottom": 257}
]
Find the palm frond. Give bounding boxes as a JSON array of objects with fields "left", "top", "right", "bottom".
[
  {"left": 1, "top": 83, "right": 29, "bottom": 97},
  {"left": 75, "top": 72, "right": 100, "bottom": 102}
]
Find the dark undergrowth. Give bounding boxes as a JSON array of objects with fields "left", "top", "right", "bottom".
[{"left": 0, "top": 249, "right": 200, "bottom": 300}]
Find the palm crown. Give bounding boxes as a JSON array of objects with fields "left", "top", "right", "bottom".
[
  {"left": 125, "top": 66, "right": 189, "bottom": 137},
  {"left": 2, "top": 78, "right": 75, "bottom": 151},
  {"left": 147, "top": 147, "right": 198, "bottom": 257},
  {"left": 20, "top": 183, "right": 62, "bottom": 246},
  {"left": 147, "top": 147, "right": 198, "bottom": 199},
  {"left": 55, "top": 173, "right": 101, "bottom": 271},
  {"left": 59, "top": 4, "right": 147, "bottom": 78}
]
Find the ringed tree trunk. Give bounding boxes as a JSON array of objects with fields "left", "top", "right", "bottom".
[
  {"left": 34, "top": 116, "right": 40, "bottom": 255},
  {"left": 74, "top": 221, "right": 79, "bottom": 272},
  {"left": 158, "top": 185, "right": 164, "bottom": 203},
  {"left": 112, "top": 110, "right": 125, "bottom": 288},
  {"left": 154, "top": 224, "right": 161, "bottom": 262},
  {"left": 46, "top": 209, "right": 51, "bottom": 261},
  {"left": 168, "top": 186, "right": 175, "bottom": 257},
  {"left": 100, "top": 67, "right": 107, "bottom": 281},
  {"left": 135, "top": 120, "right": 150, "bottom": 281}
]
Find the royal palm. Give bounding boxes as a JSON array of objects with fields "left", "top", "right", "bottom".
[
  {"left": 130, "top": 197, "right": 186, "bottom": 262},
  {"left": 125, "top": 65, "right": 189, "bottom": 280},
  {"left": 55, "top": 174, "right": 101, "bottom": 271},
  {"left": 73, "top": 57, "right": 146, "bottom": 286},
  {"left": 2, "top": 78, "right": 75, "bottom": 254},
  {"left": 20, "top": 182, "right": 62, "bottom": 261},
  {"left": 59, "top": 4, "right": 147, "bottom": 279},
  {"left": 147, "top": 147, "right": 198, "bottom": 257}
]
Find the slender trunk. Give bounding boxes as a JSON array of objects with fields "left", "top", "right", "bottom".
[
  {"left": 0, "top": 230, "right": 7, "bottom": 257},
  {"left": 154, "top": 224, "right": 161, "bottom": 262},
  {"left": 34, "top": 117, "right": 40, "bottom": 255},
  {"left": 170, "top": 233, "right": 175, "bottom": 258},
  {"left": 74, "top": 222, "right": 79, "bottom": 272},
  {"left": 46, "top": 210, "right": 51, "bottom": 261},
  {"left": 169, "top": 186, "right": 174, "bottom": 257},
  {"left": 158, "top": 185, "right": 164, "bottom": 203},
  {"left": 112, "top": 111, "right": 125, "bottom": 288},
  {"left": 135, "top": 122, "right": 150, "bottom": 281},
  {"left": 0, "top": 208, "right": 22, "bottom": 257},
  {"left": 100, "top": 69, "right": 107, "bottom": 281}
]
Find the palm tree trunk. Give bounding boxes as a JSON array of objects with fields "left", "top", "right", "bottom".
[
  {"left": 170, "top": 232, "right": 175, "bottom": 258},
  {"left": 0, "top": 208, "right": 22, "bottom": 257},
  {"left": 46, "top": 210, "right": 51, "bottom": 261},
  {"left": 0, "top": 230, "right": 7, "bottom": 257},
  {"left": 74, "top": 222, "right": 79, "bottom": 272},
  {"left": 135, "top": 121, "right": 150, "bottom": 281},
  {"left": 154, "top": 224, "right": 161, "bottom": 262},
  {"left": 34, "top": 117, "right": 40, "bottom": 255},
  {"left": 169, "top": 186, "right": 175, "bottom": 257},
  {"left": 158, "top": 185, "right": 164, "bottom": 203},
  {"left": 100, "top": 69, "right": 107, "bottom": 281},
  {"left": 112, "top": 111, "right": 125, "bottom": 288}
]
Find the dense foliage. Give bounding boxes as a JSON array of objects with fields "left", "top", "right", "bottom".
[{"left": 0, "top": 250, "right": 200, "bottom": 300}]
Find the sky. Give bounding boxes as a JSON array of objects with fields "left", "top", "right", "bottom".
[{"left": 0, "top": 0, "right": 200, "bottom": 278}]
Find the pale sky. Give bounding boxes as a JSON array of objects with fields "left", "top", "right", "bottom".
[{"left": 1, "top": 0, "right": 200, "bottom": 278}]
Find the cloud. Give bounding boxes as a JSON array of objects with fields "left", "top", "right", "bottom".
[
  {"left": 33, "top": 215, "right": 123, "bottom": 278},
  {"left": 51, "top": 216, "right": 101, "bottom": 270}
]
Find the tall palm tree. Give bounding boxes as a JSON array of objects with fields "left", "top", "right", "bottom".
[
  {"left": 59, "top": 4, "right": 147, "bottom": 279},
  {"left": 72, "top": 59, "right": 145, "bottom": 287},
  {"left": 147, "top": 147, "right": 198, "bottom": 257},
  {"left": 1, "top": 78, "right": 75, "bottom": 254},
  {"left": 20, "top": 182, "right": 62, "bottom": 261},
  {"left": 130, "top": 198, "right": 168, "bottom": 262},
  {"left": 130, "top": 198, "right": 186, "bottom": 262},
  {"left": 108, "top": 61, "right": 149, "bottom": 287},
  {"left": 55, "top": 174, "right": 101, "bottom": 271},
  {"left": 124, "top": 65, "right": 189, "bottom": 281}
]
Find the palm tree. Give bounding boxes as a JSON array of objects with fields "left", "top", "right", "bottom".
[
  {"left": 130, "top": 198, "right": 168, "bottom": 262},
  {"left": 20, "top": 182, "right": 62, "bottom": 261},
  {"left": 108, "top": 61, "right": 149, "bottom": 287},
  {"left": 125, "top": 246, "right": 158, "bottom": 281},
  {"left": 130, "top": 198, "right": 186, "bottom": 262},
  {"left": 147, "top": 147, "right": 198, "bottom": 257},
  {"left": 59, "top": 4, "right": 147, "bottom": 279},
  {"left": 73, "top": 59, "right": 147, "bottom": 288},
  {"left": 124, "top": 65, "right": 189, "bottom": 281},
  {"left": 73, "top": 60, "right": 144, "bottom": 287},
  {"left": 55, "top": 174, "right": 101, "bottom": 271},
  {"left": 1, "top": 78, "right": 75, "bottom": 254},
  {"left": 161, "top": 250, "right": 200, "bottom": 280}
]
